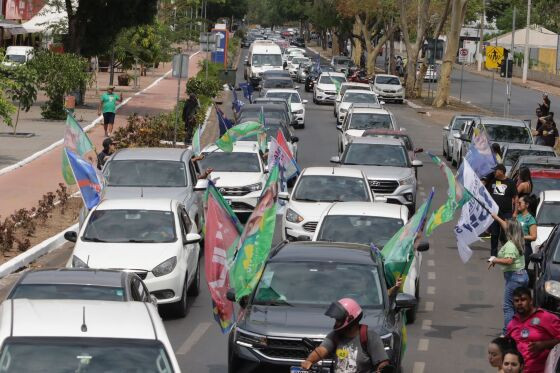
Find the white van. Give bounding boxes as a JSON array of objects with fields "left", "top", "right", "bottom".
[
  {"left": 3, "top": 46, "right": 34, "bottom": 66},
  {"left": 245, "top": 40, "right": 283, "bottom": 88}
]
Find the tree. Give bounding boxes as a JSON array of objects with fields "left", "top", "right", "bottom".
[
  {"left": 114, "top": 22, "right": 173, "bottom": 70},
  {"left": 2, "top": 66, "right": 38, "bottom": 134}
]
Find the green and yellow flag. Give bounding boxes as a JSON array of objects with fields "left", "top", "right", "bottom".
[
  {"left": 62, "top": 114, "right": 95, "bottom": 184},
  {"left": 215, "top": 121, "right": 264, "bottom": 152},
  {"left": 331, "top": 76, "right": 341, "bottom": 93}
]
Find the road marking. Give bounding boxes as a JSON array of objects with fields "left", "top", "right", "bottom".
[
  {"left": 176, "top": 322, "right": 212, "bottom": 355},
  {"left": 412, "top": 362, "right": 425, "bottom": 373},
  {"left": 425, "top": 301, "right": 434, "bottom": 311},
  {"left": 428, "top": 272, "right": 436, "bottom": 280},
  {"left": 427, "top": 259, "right": 435, "bottom": 267},
  {"left": 421, "top": 319, "right": 432, "bottom": 330},
  {"left": 418, "top": 338, "right": 430, "bottom": 351},
  {"left": 427, "top": 286, "right": 436, "bottom": 295}
]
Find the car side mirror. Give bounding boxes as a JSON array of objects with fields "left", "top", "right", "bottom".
[
  {"left": 302, "top": 99, "right": 308, "bottom": 104},
  {"left": 380, "top": 100, "right": 386, "bottom": 105},
  {"left": 295, "top": 86, "right": 300, "bottom": 90},
  {"left": 412, "top": 160, "right": 423, "bottom": 167},
  {"left": 336, "top": 124, "right": 342, "bottom": 132},
  {"left": 395, "top": 293, "right": 417, "bottom": 310},
  {"left": 194, "top": 179, "right": 208, "bottom": 191},
  {"left": 278, "top": 191, "right": 290, "bottom": 201},
  {"left": 443, "top": 126, "right": 450, "bottom": 131},
  {"left": 414, "top": 148, "right": 424, "bottom": 153},
  {"left": 530, "top": 252, "right": 543, "bottom": 263},
  {"left": 185, "top": 233, "right": 201, "bottom": 245},
  {"left": 453, "top": 133, "right": 461, "bottom": 139},
  {"left": 416, "top": 241, "right": 430, "bottom": 252},
  {"left": 291, "top": 136, "right": 299, "bottom": 143},
  {"left": 64, "top": 231, "right": 77, "bottom": 243},
  {"left": 330, "top": 155, "right": 341, "bottom": 163}
]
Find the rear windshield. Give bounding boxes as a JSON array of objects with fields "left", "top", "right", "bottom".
[
  {"left": 105, "top": 160, "right": 187, "bottom": 187},
  {"left": 263, "top": 79, "right": 294, "bottom": 89},
  {"left": 10, "top": 284, "right": 125, "bottom": 301},
  {"left": 319, "top": 75, "right": 345, "bottom": 84},
  {"left": 343, "top": 92, "right": 378, "bottom": 104},
  {"left": 266, "top": 91, "right": 301, "bottom": 103},
  {"left": 252, "top": 54, "right": 282, "bottom": 67},
  {"left": 200, "top": 152, "right": 261, "bottom": 172},
  {"left": 375, "top": 76, "right": 400, "bottom": 85},
  {"left": 349, "top": 113, "right": 393, "bottom": 130},
  {"left": 484, "top": 124, "right": 531, "bottom": 144}
]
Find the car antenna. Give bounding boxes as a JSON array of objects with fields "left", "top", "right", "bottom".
[
  {"left": 81, "top": 306, "right": 88, "bottom": 332},
  {"left": 332, "top": 167, "right": 335, "bottom": 174},
  {"left": 86, "top": 255, "right": 90, "bottom": 267},
  {"left": 141, "top": 187, "right": 144, "bottom": 198}
]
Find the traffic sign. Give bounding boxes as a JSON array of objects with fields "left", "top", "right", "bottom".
[
  {"left": 458, "top": 48, "right": 468, "bottom": 63},
  {"left": 200, "top": 33, "right": 219, "bottom": 52},
  {"left": 485, "top": 46, "right": 505, "bottom": 69}
]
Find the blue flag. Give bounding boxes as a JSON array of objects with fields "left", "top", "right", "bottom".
[
  {"left": 65, "top": 148, "right": 103, "bottom": 210},
  {"left": 457, "top": 128, "right": 497, "bottom": 180},
  {"left": 216, "top": 106, "right": 234, "bottom": 136},
  {"left": 239, "top": 83, "right": 253, "bottom": 103},
  {"left": 232, "top": 89, "right": 243, "bottom": 114}
]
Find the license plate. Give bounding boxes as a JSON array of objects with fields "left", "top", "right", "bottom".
[
  {"left": 225, "top": 199, "right": 232, "bottom": 205},
  {"left": 290, "top": 367, "right": 308, "bottom": 373}
]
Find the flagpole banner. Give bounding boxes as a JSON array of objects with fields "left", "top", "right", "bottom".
[
  {"left": 267, "top": 136, "right": 299, "bottom": 180},
  {"left": 454, "top": 159, "right": 499, "bottom": 263},
  {"left": 215, "top": 121, "right": 264, "bottom": 152},
  {"left": 215, "top": 105, "right": 235, "bottom": 136},
  {"left": 64, "top": 148, "right": 103, "bottom": 210},
  {"left": 230, "top": 165, "right": 280, "bottom": 301},
  {"left": 193, "top": 126, "right": 202, "bottom": 156},
  {"left": 459, "top": 127, "right": 497, "bottom": 179},
  {"left": 63, "top": 114, "right": 96, "bottom": 184}
]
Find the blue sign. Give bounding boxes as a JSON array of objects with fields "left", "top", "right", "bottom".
[{"left": 211, "top": 29, "right": 228, "bottom": 67}]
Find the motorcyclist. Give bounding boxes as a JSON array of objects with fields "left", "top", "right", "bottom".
[{"left": 301, "top": 298, "right": 390, "bottom": 373}]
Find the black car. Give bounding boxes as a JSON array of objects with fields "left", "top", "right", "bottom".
[
  {"left": 305, "top": 65, "right": 335, "bottom": 92},
  {"left": 227, "top": 241, "right": 416, "bottom": 373},
  {"left": 532, "top": 224, "right": 560, "bottom": 314},
  {"left": 262, "top": 70, "right": 291, "bottom": 81},
  {"left": 242, "top": 37, "right": 254, "bottom": 48},
  {"left": 237, "top": 103, "right": 294, "bottom": 127},
  {"left": 291, "top": 37, "right": 305, "bottom": 48}
]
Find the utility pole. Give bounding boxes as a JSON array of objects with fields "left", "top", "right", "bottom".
[
  {"left": 505, "top": 6, "right": 516, "bottom": 117},
  {"left": 478, "top": 0, "right": 485, "bottom": 71},
  {"left": 522, "top": 0, "right": 531, "bottom": 83}
]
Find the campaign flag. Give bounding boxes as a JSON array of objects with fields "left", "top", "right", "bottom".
[
  {"left": 215, "top": 121, "right": 264, "bottom": 152},
  {"left": 215, "top": 106, "right": 234, "bottom": 136},
  {"left": 425, "top": 153, "right": 471, "bottom": 236},
  {"left": 62, "top": 114, "right": 95, "bottom": 185},
  {"left": 64, "top": 148, "right": 103, "bottom": 210},
  {"left": 192, "top": 126, "right": 201, "bottom": 156},
  {"left": 459, "top": 127, "right": 497, "bottom": 179},
  {"left": 276, "top": 128, "right": 294, "bottom": 158},
  {"left": 268, "top": 137, "right": 299, "bottom": 180},
  {"left": 240, "top": 82, "right": 253, "bottom": 103},
  {"left": 232, "top": 89, "right": 244, "bottom": 114},
  {"left": 204, "top": 183, "right": 243, "bottom": 333},
  {"left": 454, "top": 159, "right": 499, "bottom": 263},
  {"left": 257, "top": 106, "right": 268, "bottom": 152},
  {"left": 382, "top": 188, "right": 435, "bottom": 288},
  {"left": 230, "top": 165, "right": 280, "bottom": 301},
  {"left": 330, "top": 77, "right": 341, "bottom": 93}
]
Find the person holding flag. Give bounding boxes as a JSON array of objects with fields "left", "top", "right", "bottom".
[{"left": 97, "top": 138, "right": 115, "bottom": 170}]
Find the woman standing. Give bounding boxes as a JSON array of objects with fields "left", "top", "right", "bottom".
[
  {"left": 516, "top": 168, "right": 533, "bottom": 199},
  {"left": 488, "top": 337, "right": 516, "bottom": 372},
  {"left": 488, "top": 216, "right": 529, "bottom": 334},
  {"left": 515, "top": 195, "right": 538, "bottom": 269}
]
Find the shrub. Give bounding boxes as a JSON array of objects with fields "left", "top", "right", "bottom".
[
  {"left": 112, "top": 113, "right": 184, "bottom": 147},
  {"left": 185, "top": 75, "right": 221, "bottom": 98}
]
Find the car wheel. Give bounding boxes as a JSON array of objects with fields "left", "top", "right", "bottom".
[
  {"left": 187, "top": 261, "right": 201, "bottom": 297},
  {"left": 169, "top": 277, "right": 188, "bottom": 318}
]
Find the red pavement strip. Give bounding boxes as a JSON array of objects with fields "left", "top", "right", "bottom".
[{"left": 0, "top": 52, "right": 205, "bottom": 219}]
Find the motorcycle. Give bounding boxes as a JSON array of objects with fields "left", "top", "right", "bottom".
[{"left": 347, "top": 68, "right": 369, "bottom": 84}]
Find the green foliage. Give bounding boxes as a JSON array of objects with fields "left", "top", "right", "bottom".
[
  {"left": 486, "top": 0, "right": 560, "bottom": 34},
  {"left": 114, "top": 22, "right": 173, "bottom": 69},
  {"left": 247, "top": 0, "right": 306, "bottom": 27},
  {"left": 30, "top": 50, "right": 91, "bottom": 120},
  {"left": 186, "top": 75, "right": 222, "bottom": 98},
  {"left": 1, "top": 64, "right": 38, "bottom": 133},
  {"left": 112, "top": 113, "right": 184, "bottom": 147}
]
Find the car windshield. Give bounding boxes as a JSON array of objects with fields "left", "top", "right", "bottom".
[
  {"left": 452, "top": 118, "right": 473, "bottom": 131},
  {"left": 537, "top": 202, "right": 560, "bottom": 226},
  {"left": 343, "top": 92, "right": 378, "bottom": 104},
  {"left": 349, "top": 114, "right": 393, "bottom": 130},
  {"left": 253, "top": 262, "right": 383, "bottom": 307},
  {"left": 319, "top": 75, "right": 345, "bottom": 84},
  {"left": 343, "top": 143, "right": 408, "bottom": 167},
  {"left": 105, "top": 160, "right": 187, "bottom": 187},
  {"left": 363, "top": 134, "right": 412, "bottom": 151},
  {"left": 340, "top": 86, "right": 367, "bottom": 96},
  {"left": 317, "top": 215, "right": 404, "bottom": 247},
  {"left": 532, "top": 177, "right": 560, "bottom": 196},
  {"left": 376, "top": 76, "right": 400, "bottom": 85},
  {"left": 6, "top": 54, "right": 26, "bottom": 63},
  {"left": 0, "top": 337, "right": 174, "bottom": 372},
  {"left": 252, "top": 54, "right": 282, "bottom": 66},
  {"left": 82, "top": 209, "right": 176, "bottom": 243},
  {"left": 263, "top": 79, "right": 294, "bottom": 89},
  {"left": 266, "top": 92, "right": 301, "bottom": 103},
  {"left": 238, "top": 112, "right": 288, "bottom": 125},
  {"left": 484, "top": 124, "right": 531, "bottom": 144},
  {"left": 293, "top": 175, "right": 370, "bottom": 202},
  {"left": 199, "top": 152, "right": 261, "bottom": 172},
  {"left": 10, "top": 284, "right": 125, "bottom": 301},
  {"left": 504, "top": 149, "right": 556, "bottom": 166}
]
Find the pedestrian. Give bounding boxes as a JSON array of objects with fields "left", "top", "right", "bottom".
[
  {"left": 536, "top": 118, "right": 559, "bottom": 148},
  {"left": 301, "top": 298, "right": 390, "bottom": 373},
  {"left": 516, "top": 168, "right": 533, "bottom": 199},
  {"left": 489, "top": 164, "right": 519, "bottom": 257},
  {"left": 492, "top": 143, "right": 504, "bottom": 164},
  {"left": 98, "top": 86, "right": 123, "bottom": 137},
  {"left": 502, "top": 350, "right": 525, "bottom": 373},
  {"left": 97, "top": 137, "right": 116, "bottom": 171},
  {"left": 515, "top": 195, "right": 538, "bottom": 269},
  {"left": 488, "top": 216, "right": 529, "bottom": 334},
  {"left": 182, "top": 93, "right": 199, "bottom": 144},
  {"left": 489, "top": 337, "right": 517, "bottom": 372},
  {"left": 506, "top": 287, "right": 560, "bottom": 373}
]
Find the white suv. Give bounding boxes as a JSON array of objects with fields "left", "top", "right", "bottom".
[
  {"left": 334, "top": 82, "right": 371, "bottom": 117},
  {"left": 264, "top": 88, "right": 308, "bottom": 128},
  {"left": 313, "top": 72, "right": 347, "bottom": 104},
  {"left": 280, "top": 167, "right": 374, "bottom": 241},
  {"left": 0, "top": 299, "right": 180, "bottom": 371},
  {"left": 371, "top": 74, "right": 404, "bottom": 103}
]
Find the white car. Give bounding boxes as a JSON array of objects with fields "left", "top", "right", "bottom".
[
  {"left": 288, "top": 56, "right": 310, "bottom": 79},
  {"left": 265, "top": 88, "right": 308, "bottom": 128},
  {"left": 442, "top": 115, "right": 478, "bottom": 161},
  {"left": 337, "top": 89, "right": 380, "bottom": 125},
  {"left": 280, "top": 167, "right": 374, "bottom": 241},
  {"left": 533, "top": 190, "right": 560, "bottom": 252},
  {"left": 312, "top": 201, "right": 426, "bottom": 322},
  {"left": 199, "top": 142, "right": 268, "bottom": 214},
  {"left": 0, "top": 299, "right": 180, "bottom": 371},
  {"left": 313, "top": 72, "right": 347, "bottom": 104},
  {"left": 334, "top": 82, "right": 371, "bottom": 117},
  {"left": 371, "top": 74, "right": 404, "bottom": 103},
  {"left": 66, "top": 198, "right": 201, "bottom": 318},
  {"left": 337, "top": 104, "right": 397, "bottom": 154},
  {"left": 284, "top": 52, "right": 305, "bottom": 69}
]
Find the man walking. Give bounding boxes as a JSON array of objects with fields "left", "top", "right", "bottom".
[
  {"left": 488, "top": 164, "right": 518, "bottom": 256},
  {"left": 98, "top": 86, "right": 123, "bottom": 137}
]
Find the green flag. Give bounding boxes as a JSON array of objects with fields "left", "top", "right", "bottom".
[
  {"left": 193, "top": 125, "right": 201, "bottom": 156},
  {"left": 62, "top": 114, "right": 95, "bottom": 184},
  {"left": 331, "top": 77, "right": 341, "bottom": 93},
  {"left": 215, "top": 121, "right": 264, "bottom": 152},
  {"left": 425, "top": 153, "right": 471, "bottom": 236},
  {"left": 230, "top": 165, "right": 279, "bottom": 301}
]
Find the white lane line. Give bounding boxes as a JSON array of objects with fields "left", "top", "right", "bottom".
[
  {"left": 427, "top": 272, "right": 436, "bottom": 280},
  {"left": 425, "top": 301, "right": 434, "bottom": 312},
  {"left": 418, "top": 339, "right": 430, "bottom": 351},
  {"left": 421, "top": 319, "right": 432, "bottom": 331},
  {"left": 427, "top": 286, "right": 436, "bottom": 295},
  {"left": 427, "top": 259, "right": 435, "bottom": 267},
  {"left": 413, "top": 362, "right": 426, "bottom": 373},
  {"left": 176, "top": 322, "right": 212, "bottom": 355}
]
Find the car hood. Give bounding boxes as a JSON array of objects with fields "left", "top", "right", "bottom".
[
  {"left": 375, "top": 83, "right": 401, "bottom": 90},
  {"left": 290, "top": 103, "right": 304, "bottom": 112},
  {"left": 73, "top": 241, "right": 179, "bottom": 271},
  {"left": 210, "top": 172, "right": 264, "bottom": 188},
  {"left": 103, "top": 186, "right": 189, "bottom": 202},
  {"left": 287, "top": 201, "right": 332, "bottom": 220},
  {"left": 316, "top": 83, "right": 336, "bottom": 91},
  {"left": 342, "top": 165, "right": 412, "bottom": 180},
  {"left": 239, "top": 306, "right": 387, "bottom": 338}
]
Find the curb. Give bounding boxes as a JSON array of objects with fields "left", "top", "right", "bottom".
[{"left": 0, "top": 223, "right": 78, "bottom": 279}]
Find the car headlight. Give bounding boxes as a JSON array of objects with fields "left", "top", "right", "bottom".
[
  {"left": 315, "top": 87, "right": 324, "bottom": 93},
  {"left": 246, "top": 182, "right": 262, "bottom": 192},
  {"left": 293, "top": 109, "right": 304, "bottom": 114},
  {"left": 152, "top": 257, "right": 177, "bottom": 277},
  {"left": 72, "top": 255, "right": 89, "bottom": 268},
  {"left": 545, "top": 281, "right": 560, "bottom": 299},
  {"left": 397, "top": 87, "right": 403, "bottom": 92},
  {"left": 380, "top": 333, "right": 394, "bottom": 351},
  {"left": 399, "top": 175, "right": 416, "bottom": 186},
  {"left": 234, "top": 328, "right": 268, "bottom": 348},
  {"left": 286, "top": 208, "right": 304, "bottom": 223}
]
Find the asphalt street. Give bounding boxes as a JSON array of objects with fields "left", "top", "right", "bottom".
[{"left": 161, "top": 49, "right": 508, "bottom": 373}]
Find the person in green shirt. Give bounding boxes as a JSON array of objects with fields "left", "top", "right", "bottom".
[
  {"left": 515, "top": 194, "right": 538, "bottom": 271},
  {"left": 488, "top": 214, "right": 529, "bottom": 334},
  {"left": 98, "top": 86, "right": 123, "bottom": 137}
]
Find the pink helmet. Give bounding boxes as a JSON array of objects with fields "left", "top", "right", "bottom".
[{"left": 325, "top": 298, "right": 363, "bottom": 331}]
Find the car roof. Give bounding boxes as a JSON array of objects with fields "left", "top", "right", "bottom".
[
  {"left": 325, "top": 202, "right": 407, "bottom": 219},
  {"left": 479, "top": 117, "right": 527, "bottom": 127},
  {"left": 96, "top": 198, "right": 175, "bottom": 211},
  {"left": 350, "top": 107, "right": 390, "bottom": 115},
  {"left": 518, "top": 155, "right": 560, "bottom": 164},
  {"left": 18, "top": 269, "right": 126, "bottom": 287},
  {"left": 343, "top": 89, "right": 376, "bottom": 95},
  {"left": 203, "top": 141, "right": 260, "bottom": 153},
  {"left": 269, "top": 241, "right": 377, "bottom": 264},
  {"left": 348, "top": 137, "right": 404, "bottom": 146},
  {"left": 302, "top": 166, "right": 365, "bottom": 178},
  {"left": 503, "top": 143, "right": 556, "bottom": 151},
  {"left": 112, "top": 147, "right": 191, "bottom": 161},
  {"left": 375, "top": 74, "right": 399, "bottom": 78},
  {"left": 253, "top": 97, "right": 288, "bottom": 104},
  {"left": 341, "top": 82, "right": 370, "bottom": 88},
  {"left": 265, "top": 88, "right": 299, "bottom": 94},
  {"left": 542, "top": 190, "right": 560, "bottom": 202},
  {"left": 240, "top": 104, "right": 287, "bottom": 111},
  {"left": 531, "top": 169, "right": 560, "bottom": 178},
  {"left": 4, "top": 299, "right": 158, "bottom": 339},
  {"left": 319, "top": 72, "right": 346, "bottom": 78}
]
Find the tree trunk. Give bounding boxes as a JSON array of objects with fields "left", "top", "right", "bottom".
[
  {"left": 351, "top": 19, "right": 362, "bottom": 66},
  {"left": 432, "top": 0, "right": 468, "bottom": 108},
  {"left": 332, "top": 31, "right": 340, "bottom": 56},
  {"left": 13, "top": 101, "right": 20, "bottom": 135},
  {"left": 321, "top": 30, "right": 327, "bottom": 50},
  {"left": 366, "top": 31, "right": 391, "bottom": 75},
  {"left": 415, "top": 57, "right": 428, "bottom": 97},
  {"left": 389, "top": 25, "right": 396, "bottom": 75}
]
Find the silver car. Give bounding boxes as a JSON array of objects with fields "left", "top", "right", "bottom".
[
  {"left": 502, "top": 143, "right": 558, "bottom": 174},
  {"left": 442, "top": 115, "right": 479, "bottom": 161}
]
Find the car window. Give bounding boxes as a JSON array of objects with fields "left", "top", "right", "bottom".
[
  {"left": 343, "top": 143, "right": 409, "bottom": 167},
  {"left": 200, "top": 152, "right": 262, "bottom": 172},
  {"left": 503, "top": 149, "right": 556, "bottom": 166},
  {"left": 131, "top": 277, "right": 149, "bottom": 302},
  {"left": 266, "top": 91, "right": 301, "bottom": 103},
  {"left": 188, "top": 161, "right": 198, "bottom": 185},
  {"left": 452, "top": 118, "right": 472, "bottom": 131},
  {"left": 252, "top": 54, "right": 282, "bottom": 66},
  {"left": 293, "top": 175, "right": 370, "bottom": 202},
  {"left": 532, "top": 178, "right": 560, "bottom": 196},
  {"left": 9, "top": 284, "right": 125, "bottom": 301},
  {"left": 180, "top": 209, "right": 192, "bottom": 239},
  {"left": 484, "top": 124, "right": 532, "bottom": 144},
  {"left": 375, "top": 76, "right": 400, "bottom": 85},
  {"left": 537, "top": 202, "right": 560, "bottom": 226},
  {"left": 348, "top": 113, "right": 393, "bottom": 130},
  {"left": 342, "top": 92, "right": 378, "bottom": 104},
  {"left": 105, "top": 160, "right": 187, "bottom": 187},
  {"left": 317, "top": 215, "right": 404, "bottom": 247}
]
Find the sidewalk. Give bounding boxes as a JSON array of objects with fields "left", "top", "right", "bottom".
[{"left": 0, "top": 50, "right": 205, "bottom": 219}]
